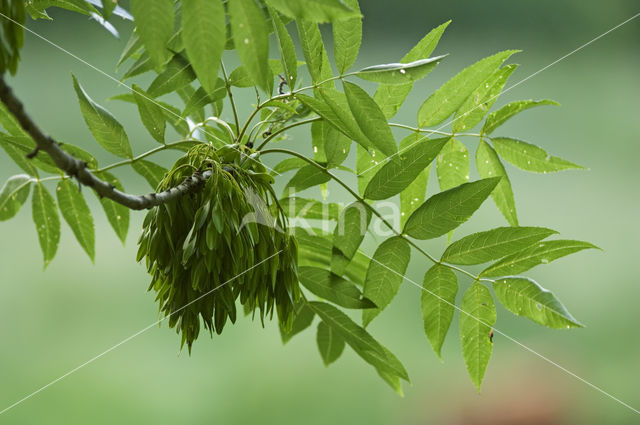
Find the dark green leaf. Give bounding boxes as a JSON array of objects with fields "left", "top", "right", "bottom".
[
  {"left": 317, "top": 321, "right": 345, "bottom": 366},
  {"left": 32, "top": 182, "right": 60, "bottom": 268},
  {"left": 265, "top": 0, "right": 359, "bottom": 23},
  {"left": 132, "top": 84, "right": 166, "bottom": 143},
  {"left": 491, "top": 137, "right": 585, "bottom": 173},
  {"left": 421, "top": 264, "right": 457, "bottom": 360},
  {"left": 269, "top": 6, "right": 298, "bottom": 88},
  {"left": 356, "top": 56, "right": 445, "bottom": 85},
  {"left": 61, "top": 144, "right": 98, "bottom": 169},
  {"left": 460, "top": 283, "right": 496, "bottom": 391},
  {"left": 355, "top": 144, "right": 384, "bottom": 195},
  {"left": 0, "top": 174, "right": 31, "bottom": 221},
  {"left": 284, "top": 165, "right": 330, "bottom": 193},
  {"left": 56, "top": 179, "right": 95, "bottom": 261},
  {"left": 280, "top": 197, "right": 341, "bottom": 221},
  {"left": 229, "top": 0, "right": 272, "bottom": 92},
  {"left": 442, "top": 227, "right": 557, "bottom": 265},
  {"left": 183, "top": 81, "right": 226, "bottom": 118},
  {"left": 147, "top": 54, "right": 197, "bottom": 97},
  {"left": 364, "top": 136, "right": 447, "bottom": 200},
  {"left": 476, "top": 139, "right": 517, "bottom": 225},
  {"left": 273, "top": 157, "right": 308, "bottom": 174},
  {"left": 280, "top": 300, "right": 315, "bottom": 343},
  {"left": 481, "top": 240, "right": 598, "bottom": 278},
  {"left": 96, "top": 171, "right": 129, "bottom": 243},
  {"left": 333, "top": 0, "right": 361, "bottom": 74},
  {"left": 403, "top": 177, "right": 501, "bottom": 240},
  {"left": 436, "top": 138, "right": 469, "bottom": 191},
  {"left": 132, "top": 160, "right": 168, "bottom": 189},
  {"left": 332, "top": 201, "right": 371, "bottom": 260},
  {"left": 0, "top": 135, "right": 58, "bottom": 175},
  {"left": 483, "top": 99, "right": 559, "bottom": 135},
  {"left": 493, "top": 277, "right": 582, "bottom": 329},
  {"left": 317, "top": 89, "right": 372, "bottom": 150},
  {"left": 299, "top": 266, "right": 374, "bottom": 309},
  {"left": 362, "top": 237, "right": 411, "bottom": 326},
  {"left": 130, "top": 0, "right": 174, "bottom": 71},
  {"left": 72, "top": 75, "right": 132, "bottom": 158},
  {"left": 418, "top": 50, "right": 518, "bottom": 127}
]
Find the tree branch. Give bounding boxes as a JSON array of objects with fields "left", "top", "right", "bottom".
[{"left": 0, "top": 75, "right": 209, "bottom": 210}]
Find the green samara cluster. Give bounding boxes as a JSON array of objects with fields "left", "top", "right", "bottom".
[{"left": 137, "top": 145, "right": 299, "bottom": 350}]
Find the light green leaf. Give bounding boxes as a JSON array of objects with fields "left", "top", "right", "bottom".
[
  {"left": 32, "top": 182, "right": 60, "bottom": 267},
  {"left": 317, "top": 321, "right": 345, "bottom": 366},
  {"left": 403, "top": 177, "right": 501, "bottom": 240},
  {"left": 0, "top": 174, "right": 31, "bottom": 221},
  {"left": 317, "top": 88, "right": 372, "bottom": 151},
  {"left": 122, "top": 52, "right": 154, "bottom": 80},
  {"left": 61, "top": 143, "right": 98, "bottom": 169},
  {"left": 116, "top": 32, "right": 142, "bottom": 69},
  {"left": 130, "top": 0, "right": 174, "bottom": 71},
  {"left": 483, "top": 99, "right": 559, "bottom": 135},
  {"left": 493, "top": 277, "right": 582, "bottom": 329},
  {"left": 280, "top": 197, "right": 341, "bottom": 221},
  {"left": 332, "top": 201, "right": 371, "bottom": 260},
  {"left": 229, "top": 0, "right": 272, "bottom": 93},
  {"left": 333, "top": 0, "right": 361, "bottom": 74},
  {"left": 323, "top": 122, "right": 351, "bottom": 168},
  {"left": 374, "top": 21, "right": 450, "bottom": 119},
  {"left": 269, "top": 6, "right": 298, "bottom": 88},
  {"left": 96, "top": 171, "right": 129, "bottom": 244},
  {"left": 299, "top": 266, "right": 374, "bottom": 309},
  {"left": 308, "top": 301, "right": 409, "bottom": 381},
  {"left": 147, "top": 54, "right": 197, "bottom": 97},
  {"left": 362, "top": 237, "right": 411, "bottom": 326},
  {"left": 132, "top": 160, "right": 168, "bottom": 189},
  {"left": 421, "top": 264, "right": 457, "bottom": 360},
  {"left": 56, "top": 179, "right": 95, "bottom": 261},
  {"left": 491, "top": 137, "right": 585, "bottom": 173},
  {"left": 364, "top": 136, "right": 447, "bottom": 200},
  {"left": 72, "top": 75, "right": 132, "bottom": 158},
  {"left": 356, "top": 144, "right": 384, "bottom": 195},
  {"left": 399, "top": 135, "right": 430, "bottom": 228},
  {"left": 183, "top": 81, "right": 226, "bottom": 118},
  {"left": 441, "top": 226, "right": 557, "bottom": 265},
  {"left": 343, "top": 81, "right": 397, "bottom": 158},
  {"left": 297, "top": 20, "right": 332, "bottom": 84},
  {"left": 100, "top": 0, "right": 116, "bottom": 19},
  {"left": 418, "top": 50, "right": 518, "bottom": 127},
  {"left": 0, "top": 135, "right": 59, "bottom": 174},
  {"left": 284, "top": 165, "right": 331, "bottom": 193},
  {"left": 0, "top": 101, "right": 27, "bottom": 135},
  {"left": 280, "top": 300, "right": 314, "bottom": 343},
  {"left": 452, "top": 64, "right": 517, "bottom": 133},
  {"left": 132, "top": 84, "right": 166, "bottom": 143},
  {"left": 476, "top": 139, "right": 517, "bottom": 225},
  {"left": 273, "top": 157, "right": 308, "bottom": 174},
  {"left": 265, "top": 0, "right": 359, "bottom": 23},
  {"left": 436, "top": 138, "right": 469, "bottom": 191},
  {"left": 181, "top": 0, "right": 225, "bottom": 95},
  {"left": 481, "top": 240, "right": 598, "bottom": 278},
  {"left": 356, "top": 56, "right": 445, "bottom": 85},
  {"left": 460, "top": 283, "right": 496, "bottom": 391}
]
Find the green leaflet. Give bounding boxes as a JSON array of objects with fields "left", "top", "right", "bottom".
[
  {"left": 132, "top": 160, "right": 168, "bottom": 189},
  {"left": 403, "top": 177, "right": 501, "bottom": 240},
  {"left": 452, "top": 64, "right": 517, "bottom": 133},
  {"left": 0, "top": 135, "right": 59, "bottom": 175},
  {"left": 72, "top": 75, "right": 132, "bottom": 158},
  {"left": 298, "top": 266, "right": 374, "bottom": 309},
  {"left": 421, "top": 264, "right": 457, "bottom": 360},
  {"left": 96, "top": 171, "right": 129, "bottom": 244},
  {"left": 273, "top": 157, "right": 308, "bottom": 174},
  {"left": 308, "top": 301, "right": 409, "bottom": 382},
  {"left": 147, "top": 54, "right": 197, "bottom": 97},
  {"left": 265, "top": 0, "right": 359, "bottom": 23},
  {"left": 297, "top": 20, "right": 333, "bottom": 84},
  {"left": 333, "top": 0, "right": 361, "bottom": 74},
  {"left": 310, "top": 120, "right": 328, "bottom": 162},
  {"left": 269, "top": 6, "right": 298, "bottom": 88},
  {"left": 56, "top": 179, "right": 95, "bottom": 261},
  {"left": 229, "top": 0, "right": 272, "bottom": 93},
  {"left": 343, "top": 81, "right": 397, "bottom": 158},
  {"left": 441, "top": 226, "right": 557, "bottom": 265},
  {"left": 61, "top": 143, "right": 98, "bottom": 169},
  {"left": 122, "top": 52, "right": 154, "bottom": 80},
  {"left": 317, "top": 88, "right": 371, "bottom": 150},
  {"left": 130, "top": 0, "right": 174, "bottom": 71},
  {"left": 398, "top": 134, "right": 429, "bottom": 227},
  {"left": 460, "top": 283, "right": 496, "bottom": 391},
  {"left": 317, "top": 321, "right": 345, "bottom": 366},
  {"left": 0, "top": 101, "right": 27, "bottom": 135},
  {"left": 181, "top": 0, "right": 225, "bottom": 95},
  {"left": 32, "top": 181, "right": 60, "bottom": 268},
  {"left": 364, "top": 136, "right": 447, "bottom": 200},
  {"left": 476, "top": 139, "right": 517, "bottom": 226},
  {"left": 356, "top": 56, "right": 445, "bottom": 85},
  {"left": 374, "top": 21, "right": 450, "bottom": 119},
  {"left": 436, "top": 138, "right": 469, "bottom": 191},
  {"left": 356, "top": 144, "right": 384, "bottom": 195},
  {"left": 362, "top": 236, "right": 411, "bottom": 327},
  {"left": 116, "top": 32, "right": 142, "bottom": 69},
  {"left": 480, "top": 240, "right": 598, "bottom": 278},
  {"left": 279, "top": 197, "right": 341, "bottom": 221},
  {"left": 332, "top": 201, "right": 371, "bottom": 260},
  {"left": 100, "top": 0, "right": 116, "bottom": 19},
  {"left": 284, "top": 165, "right": 331, "bottom": 193},
  {"left": 0, "top": 174, "right": 31, "bottom": 221},
  {"left": 323, "top": 122, "right": 351, "bottom": 168},
  {"left": 491, "top": 137, "right": 585, "bottom": 173},
  {"left": 418, "top": 50, "right": 518, "bottom": 128},
  {"left": 493, "top": 277, "right": 582, "bottom": 329},
  {"left": 280, "top": 300, "right": 315, "bottom": 343},
  {"left": 132, "top": 84, "right": 166, "bottom": 143},
  {"left": 482, "top": 99, "right": 559, "bottom": 135},
  {"left": 182, "top": 81, "right": 226, "bottom": 118}
]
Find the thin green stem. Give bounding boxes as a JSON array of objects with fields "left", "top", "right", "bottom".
[
  {"left": 260, "top": 148, "right": 488, "bottom": 282},
  {"left": 220, "top": 62, "right": 240, "bottom": 135}
]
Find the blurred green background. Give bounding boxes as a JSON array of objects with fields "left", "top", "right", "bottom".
[{"left": 1, "top": 1, "right": 639, "bottom": 424}]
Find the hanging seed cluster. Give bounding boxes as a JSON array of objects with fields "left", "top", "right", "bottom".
[{"left": 137, "top": 145, "right": 299, "bottom": 350}]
